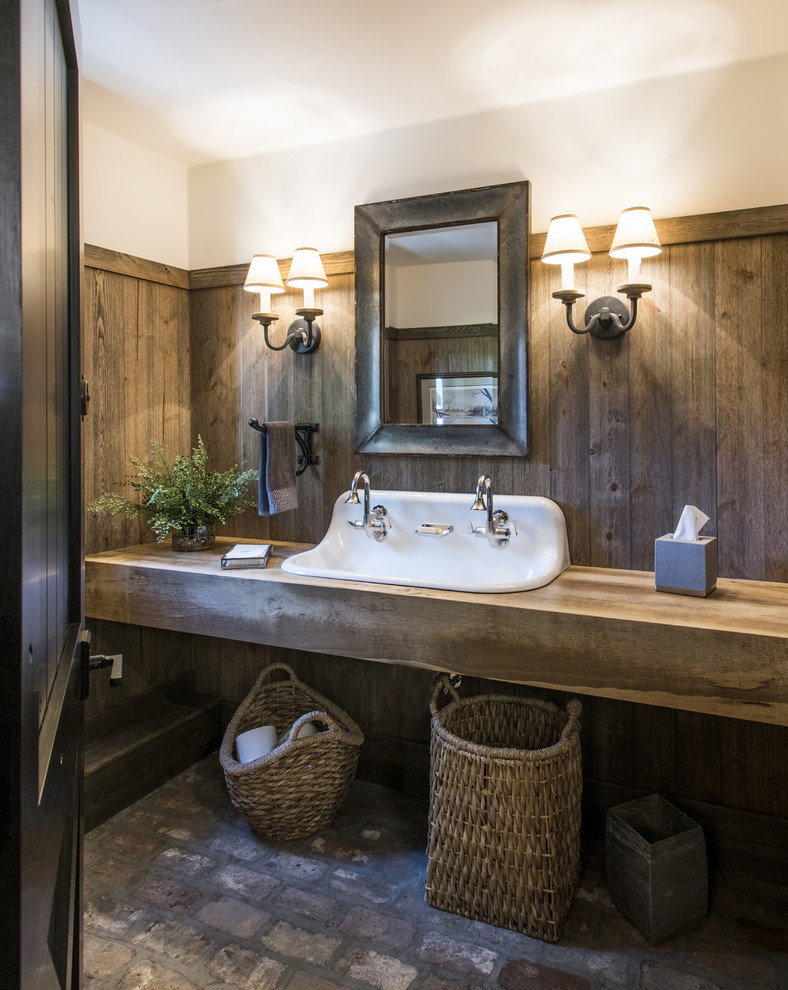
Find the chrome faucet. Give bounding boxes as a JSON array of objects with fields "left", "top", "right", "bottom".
[
  {"left": 345, "top": 470, "right": 390, "bottom": 541},
  {"left": 469, "top": 474, "right": 514, "bottom": 549}
]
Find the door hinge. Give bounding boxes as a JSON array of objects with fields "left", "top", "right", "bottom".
[
  {"left": 80, "top": 375, "right": 90, "bottom": 420},
  {"left": 77, "top": 628, "right": 91, "bottom": 700}
]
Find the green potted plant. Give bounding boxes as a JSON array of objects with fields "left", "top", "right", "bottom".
[{"left": 88, "top": 436, "right": 257, "bottom": 550}]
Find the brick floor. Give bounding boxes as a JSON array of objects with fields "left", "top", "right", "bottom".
[{"left": 83, "top": 754, "right": 788, "bottom": 990}]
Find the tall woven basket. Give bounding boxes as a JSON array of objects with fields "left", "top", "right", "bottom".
[
  {"left": 220, "top": 663, "right": 364, "bottom": 841},
  {"left": 426, "top": 675, "right": 583, "bottom": 943}
]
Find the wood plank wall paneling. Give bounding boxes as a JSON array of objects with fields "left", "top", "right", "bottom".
[
  {"left": 715, "top": 238, "right": 765, "bottom": 580},
  {"left": 188, "top": 272, "right": 358, "bottom": 545},
  {"left": 84, "top": 244, "right": 189, "bottom": 289},
  {"left": 384, "top": 333, "right": 497, "bottom": 424},
  {"left": 82, "top": 263, "right": 191, "bottom": 554},
  {"left": 81, "top": 207, "right": 788, "bottom": 835}
]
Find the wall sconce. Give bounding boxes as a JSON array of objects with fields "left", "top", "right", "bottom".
[
  {"left": 542, "top": 207, "right": 662, "bottom": 339},
  {"left": 244, "top": 247, "right": 328, "bottom": 354}
]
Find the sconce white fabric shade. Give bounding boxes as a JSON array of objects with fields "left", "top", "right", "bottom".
[
  {"left": 609, "top": 207, "right": 662, "bottom": 260},
  {"left": 244, "top": 254, "right": 285, "bottom": 294},
  {"left": 246, "top": 247, "right": 324, "bottom": 353},
  {"left": 285, "top": 247, "right": 328, "bottom": 290},
  {"left": 541, "top": 215, "right": 591, "bottom": 265}
]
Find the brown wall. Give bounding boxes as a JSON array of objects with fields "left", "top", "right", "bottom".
[
  {"left": 82, "top": 213, "right": 788, "bottom": 872},
  {"left": 83, "top": 249, "right": 191, "bottom": 552},
  {"left": 184, "top": 230, "right": 788, "bottom": 584},
  {"left": 383, "top": 326, "right": 498, "bottom": 423}
]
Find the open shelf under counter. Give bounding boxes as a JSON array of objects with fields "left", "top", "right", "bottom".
[{"left": 85, "top": 538, "right": 788, "bottom": 726}]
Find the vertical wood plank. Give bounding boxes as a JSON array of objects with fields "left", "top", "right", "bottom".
[
  {"left": 720, "top": 720, "right": 773, "bottom": 812},
  {"left": 261, "top": 287, "right": 299, "bottom": 544},
  {"left": 548, "top": 253, "right": 591, "bottom": 565},
  {"left": 632, "top": 705, "right": 677, "bottom": 795},
  {"left": 190, "top": 286, "right": 241, "bottom": 468},
  {"left": 586, "top": 697, "right": 635, "bottom": 788},
  {"left": 760, "top": 234, "right": 788, "bottom": 583},
  {"left": 767, "top": 724, "right": 788, "bottom": 818},
  {"left": 666, "top": 241, "right": 718, "bottom": 546},
  {"left": 190, "top": 284, "right": 264, "bottom": 544},
  {"left": 315, "top": 272, "right": 357, "bottom": 532},
  {"left": 628, "top": 246, "right": 673, "bottom": 569},
  {"left": 674, "top": 710, "right": 722, "bottom": 805},
  {"left": 517, "top": 256, "right": 552, "bottom": 498},
  {"left": 715, "top": 238, "right": 764, "bottom": 579},
  {"left": 586, "top": 254, "right": 630, "bottom": 568},
  {"left": 83, "top": 268, "right": 137, "bottom": 553}
]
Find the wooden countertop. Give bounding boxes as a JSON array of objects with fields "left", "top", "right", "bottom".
[{"left": 85, "top": 538, "right": 788, "bottom": 726}]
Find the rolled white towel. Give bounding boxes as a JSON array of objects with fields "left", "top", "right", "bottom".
[{"left": 235, "top": 724, "right": 277, "bottom": 763}]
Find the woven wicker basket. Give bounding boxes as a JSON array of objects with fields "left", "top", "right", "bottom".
[
  {"left": 426, "top": 675, "right": 583, "bottom": 943},
  {"left": 219, "top": 663, "right": 364, "bottom": 841}
]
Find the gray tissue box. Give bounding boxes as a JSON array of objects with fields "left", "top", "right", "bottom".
[{"left": 655, "top": 535, "right": 717, "bottom": 597}]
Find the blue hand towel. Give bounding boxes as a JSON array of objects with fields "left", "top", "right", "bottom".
[{"left": 258, "top": 421, "right": 298, "bottom": 516}]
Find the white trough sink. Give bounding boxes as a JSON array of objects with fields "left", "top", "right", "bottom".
[{"left": 281, "top": 489, "right": 570, "bottom": 593}]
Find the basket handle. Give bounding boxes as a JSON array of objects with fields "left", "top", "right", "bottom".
[
  {"left": 258, "top": 662, "right": 299, "bottom": 685},
  {"left": 282, "top": 710, "right": 345, "bottom": 745},
  {"left": 429, "top": 673, "right": 462, "bottom": 715},
  {"left": 561, "top": 699, "right": 582, "bottom": 740}
]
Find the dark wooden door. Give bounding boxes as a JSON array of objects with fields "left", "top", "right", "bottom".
[{"left": 0, "top": 0, "right": 84, "bottom": 987}]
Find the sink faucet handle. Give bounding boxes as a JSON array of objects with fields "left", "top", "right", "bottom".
[
  {"left": 371, "top": 505, "right": 390, "bottom": 526},
  {"left": 467, "top": 474, "right": 516, "bottom": 549},
  {"left": 346, "top": 471, "right": 389, "bottom": 541}
]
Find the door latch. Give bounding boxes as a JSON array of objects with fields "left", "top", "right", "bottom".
[
  {"left": 89, "top": 654, "right": 123, "bottom": 687},
  {"left": 77, "top": 627, "right": 123, "bottom": 700}
]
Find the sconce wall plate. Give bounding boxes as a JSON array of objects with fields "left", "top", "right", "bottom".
[
  {"left": 289, "top": 317, "right": 321, "bottom": 353},
  {"left": 581, "top": 296, "right": 632, "bottom": 339}
]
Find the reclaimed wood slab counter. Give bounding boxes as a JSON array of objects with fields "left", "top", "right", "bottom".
[{"left": 85, "top": 538, "right": 788, "bottom": 726}]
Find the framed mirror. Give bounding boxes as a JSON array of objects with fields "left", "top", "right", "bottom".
[{"left": 354, "top": 181, "right": 530, "bottom": 456}]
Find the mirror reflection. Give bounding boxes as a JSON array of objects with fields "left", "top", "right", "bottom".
[{"left": 383, "top": 223, "right": 498, "bottom": 425}]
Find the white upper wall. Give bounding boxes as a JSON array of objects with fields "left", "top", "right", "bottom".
[
  {"left": 186, "top": 53, "right": 788, "bottom": 269},
  {"left": 387, "top": 260, "right": 497, "bottom": 329},
  {"left": 82, "top": 121, "right": 189, "bottom": 269},
  {"left": 82, "top": 53, "right": 788, "bottom": 270}
]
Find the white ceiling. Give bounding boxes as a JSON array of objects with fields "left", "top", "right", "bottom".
[
  {"left": 386, "top": 224, "right": 498, "bottom": 267},
  {"left": 78, "top": 0, "right": 788, "bottom": 167}
]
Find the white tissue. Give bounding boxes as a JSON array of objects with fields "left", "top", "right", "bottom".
[{"left": 673, "top": 505, "right": 709, "bottom": 542}]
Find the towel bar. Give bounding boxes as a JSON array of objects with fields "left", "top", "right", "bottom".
[{"left": 248, "top": 419, "right": 319, "bottom": 476}]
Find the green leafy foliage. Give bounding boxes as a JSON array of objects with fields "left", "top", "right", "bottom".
[{"left": 88, "top": 436, "right": 257, "bottom": 541}]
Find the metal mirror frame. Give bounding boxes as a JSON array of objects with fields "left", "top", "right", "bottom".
[{"left": 354, "top": 180, "right": 530, "bottom": 456}]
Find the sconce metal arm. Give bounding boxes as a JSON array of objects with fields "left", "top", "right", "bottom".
[
  {"left": 253, "top": 311, "right": 322, "bottom": 353},
  {"left": 256, "top": 316, "right": 296, "bottom": 351},
  {"left": 552, "top": 285, "right": 647, "bottom": 340}
]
